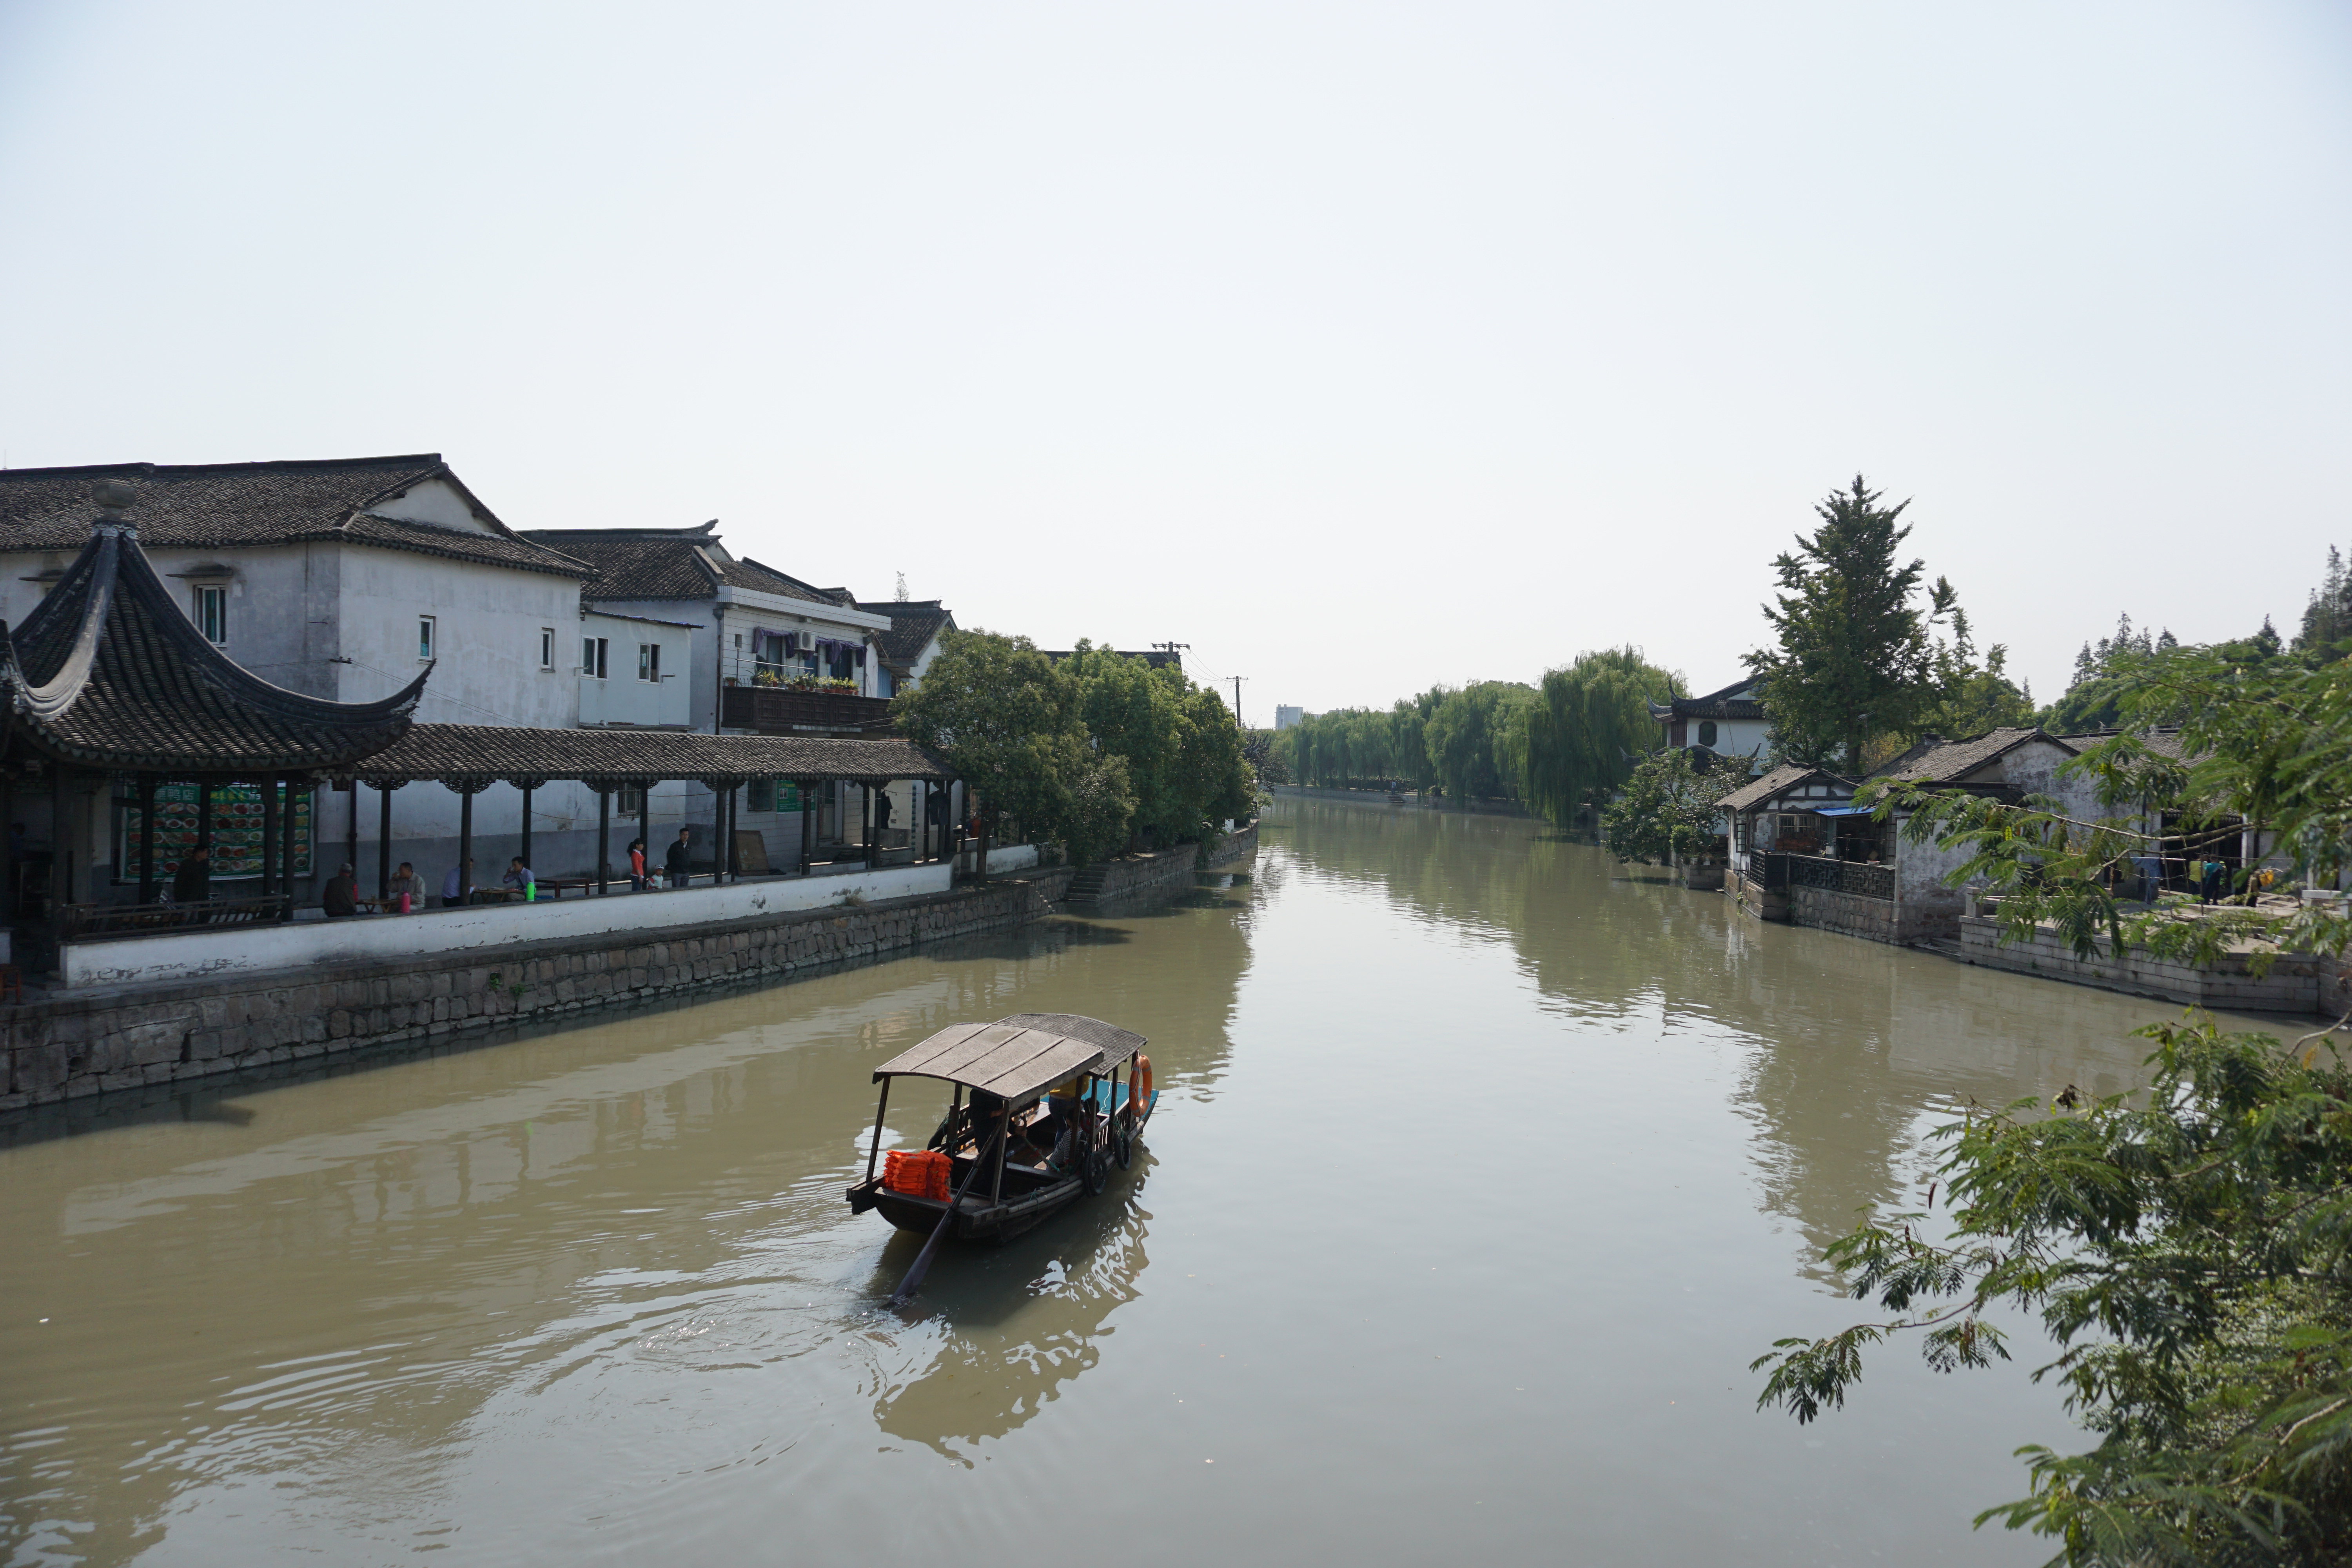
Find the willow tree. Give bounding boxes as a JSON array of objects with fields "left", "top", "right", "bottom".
[
  {"left": 1521, "top": 647, "right": 1674, "bottom": 831},
  {"left": 1422, "top": 682, "right": 1535, "bottom": 800}
]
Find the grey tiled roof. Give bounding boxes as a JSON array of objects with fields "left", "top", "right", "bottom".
[
  {"left": 519, "top": 525, "right": 735, "bottom": 601},
  {"left": 1869, "top": 727, "right": 2074, "bottom": 786},
  {"left": 518, "top": 527, "right": 847, "bottom": 610},
  {"left": 2056, "top": 728, "right": 2191, "bottom": 762},
  {"left": 859, "top": 601, "right": 954, "bottom": 668},
  {"left": 1717, "top": 762, "right": 1851, "bottom": 813},
  {"left": 0, "top": 457, "right": 593, "bottom": 577},
  {"left": 350, "top": 724, "right": 949, "bottom": 786},
  {"left": 1652, "top": 677, "right": 1766, "bottom": 722},
  {"left": 2, "top": 521, "right": 424, "bottom": 772}
]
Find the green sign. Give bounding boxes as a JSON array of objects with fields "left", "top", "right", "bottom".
[{"left": 119, "top": 782, "right": 312, "bottom": 882}]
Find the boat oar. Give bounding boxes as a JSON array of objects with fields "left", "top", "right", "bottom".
[{"left": 888, "top": 1123, "right": 1004, "bottom": 1309}]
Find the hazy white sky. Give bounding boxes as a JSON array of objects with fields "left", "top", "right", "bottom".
[{"left": 2, "top": 1, "right": 2346, "bottom": 717}]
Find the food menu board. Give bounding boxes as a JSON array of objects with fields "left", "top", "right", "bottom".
[{"left": 118, "top": 782, "right": 312, "bottom": 882}]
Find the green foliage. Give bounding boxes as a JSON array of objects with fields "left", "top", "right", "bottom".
[
  {"left": 1598, "top": 748, "right": 1720, "bottom": 864},
  {"left": 1060, "top": 642, "right": 1253, "bottom": 853},
  {"left": 1523, "top": 647, "right": 1676, "bottom": 831},
  {"left": 1423, "top": 681, "right": 1535, "bottom": 801},
  {"left": 1919, "top": 609, "right": 2035, "bottom": 741},
  {"left": 1286, "top": 699, "right": 1431, "bottom": 791},
  {"left": 1757, "top": 1014, "right": 2352, "bottom": 1566},
  {"left": 2298, "top": 546, "right": 2352, "bottom": 661},
  {"left": 891, "top": 628, "right": 1135, "bottom": 864},
  {"left": 1744, "top": 475, "right": 1958, "bottom": 774},
  {"left": 1766, "top": 645, "right": 2352, "bottom": 1562},
  {"left": 2042, "top": 615, "right": 2181, "bottom": 735}
]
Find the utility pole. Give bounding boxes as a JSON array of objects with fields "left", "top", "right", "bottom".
[
  {"left": 1151, "top": 640, "right": 1190, "bottom": 662},
  {"left": 1229, "top": 675, "right": 1247, "bottom": 728}
]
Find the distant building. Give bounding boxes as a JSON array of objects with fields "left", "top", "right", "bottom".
[
  {"left": 1275, "top": 705, "right": 1305, "bottom": 731},
  {"left": 1649, "top": 678, "right": 1769, "bottom": 775}
]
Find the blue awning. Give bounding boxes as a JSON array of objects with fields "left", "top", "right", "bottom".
[{"left": 1813, "top": 805, "right": 1873, "bottom": 817}]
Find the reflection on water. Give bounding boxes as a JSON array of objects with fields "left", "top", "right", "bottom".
[
  {"left": 870, "top": 1157, "right": 1155, "bottom": 1459},
  {"left": 0, "top": 803, "right": 2256, "bottom": 1567}
]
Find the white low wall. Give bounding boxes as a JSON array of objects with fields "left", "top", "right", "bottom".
[
  {"left": 954, "top": 842, "right": 1040, "bottom": 875},
  {"left": 58, "top": 864, "right": 955, "bottom": 990}
]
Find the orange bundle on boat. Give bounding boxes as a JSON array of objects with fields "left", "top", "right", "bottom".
[{"left": 882, "top": 1149, "right": 953, "bottom": 1201}]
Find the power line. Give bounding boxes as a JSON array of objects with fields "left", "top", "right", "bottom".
[{"left": 1229, "top": 675, "right": 1247, "bottom": 727}]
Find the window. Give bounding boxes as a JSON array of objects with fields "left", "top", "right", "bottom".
[
  {"left": 582, "top": 636, "right": 608, "bottom": 679},
  {"left": 638, "top": 642, "right": 661, "bottom": 683},
  {"left": 1697, "top": 720, "right": 1717, "bottom": 748},
  {"left": 752, "top": 628, "right": 789, "bottom": 684},
  {"left": 617, "top": 784, "right": 644, "bottom": 814},
  {"left": 748, "top": 778, "right": 775, "bottom": 813},
  {"left": 417, "top": 615, "right": 436, "bottom": 661},
  {"left": 539, "top": 628, "right": 555, "bottom": 670},
  {"left": 195, "top": 585, "right": 227, "bottom": 644}
]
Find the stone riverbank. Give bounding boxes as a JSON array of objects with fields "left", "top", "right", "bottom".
[{"left": 0, "top": 869, "right": 1073, "bottom": 1113}]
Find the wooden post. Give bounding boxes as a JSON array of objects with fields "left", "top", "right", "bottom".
[
  {"left": 597, "top": 788, "right": 611, "bottom": 894},
  {"left": 990, "top": 1095, "right": 1007, "bottom": 1206},
  {"left": 281, "top": 778, "right": 300, "bottom": 920},
  {"left": 727, "top": 784, "right": 741, "bottom": 881},
  {"left": 864, "top": 1076, "right": 891, "bottom": 1187},
  {"left": 799, "top": 781, "right": 813, "bottom": 873},
  {"left": 196, "top": 781, "right": 213, "bottom": 864},
  {"left": 345, "top": 779, "right": 358, "bottom": 888},
  {"left": 0, "top": 771, "right": 13, "bottom": 920},
  {"left": 862, "top": 782, "right": 876, "bottom": 871},
  {"left": 260, "top": 775, "right": 279, "bottom": 903},
  {"left": 638, "top": 786, "right": 652, "bottom": 878},
  {"left": 377, "top": 783, "right": 393, "bottom": 900},
  {"left": 520, "top": 785, "right": 534, "bottom": 878},
  {"left": 137, "top": 775, "right": 157, "bottom": 904},
  {"left": 458, "top": 788, "right": 474, "bottom": 906}
]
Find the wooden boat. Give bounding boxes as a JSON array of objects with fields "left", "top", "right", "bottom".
[{"left": 846, "top": 1013, "right": 1158, "bottom": 1245}]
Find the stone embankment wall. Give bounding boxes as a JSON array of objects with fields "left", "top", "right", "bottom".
[
  {"left": 1201, "top": 823, "right": 1259, "bottom": 869},
  {"left": 1087, "top": 844, "right": 1200, "bottom": 901},
  {"left": 1789, "top": 885, "right": 1901, "bottom": 943},
  {"left": 1954, "top": 915, "right": 2329, "bottom": 1015},
  {"left": 0, "top": 869, "right": 1074, "bottom": 1112}
]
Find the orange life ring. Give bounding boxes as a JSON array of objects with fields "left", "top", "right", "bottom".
[{"left": 1133, "top": 1054, "right": 1152, "bottom": 1113}]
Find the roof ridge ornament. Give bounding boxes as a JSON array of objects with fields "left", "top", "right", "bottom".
[{"left": 91, "top": 477, "right": 138, "bottom": 537}]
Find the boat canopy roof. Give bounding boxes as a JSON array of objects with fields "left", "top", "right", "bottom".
[{"left": 873, "top": 1013, "right": 1149, "bottom": 1103}]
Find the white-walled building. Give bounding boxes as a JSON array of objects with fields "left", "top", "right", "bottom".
[
  {"left": 518, "top": 522, "right": 949, "bottom": 869},
  {"left": 1650, "top": 677, "right": 1771, "bottom": 777},
  {"left": 578, "top": 610, "right": 697, "bottom": 729},
  {"left": 0, "top": 456, "right": 716, "bottom": 897}
]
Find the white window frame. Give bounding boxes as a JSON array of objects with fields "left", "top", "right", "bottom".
[
  {"left": 195, "top": 585, "right": 228, "bottom": 645},
  {"left": 417, "top": 615, "right": 436, "bottom": 661},
  {"left": 638, "top": 642, "right": 661, "bottom": 683},
  {"left": 583, "top": 636, "right": 609, "bottom": 679},
  {"left": 539, "top": 628, "right": 555, "bottom": 670}
]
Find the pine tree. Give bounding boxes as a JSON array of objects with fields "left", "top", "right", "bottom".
[{"left": 1743, "top": 475, "right": 1949, "bottom": 775}]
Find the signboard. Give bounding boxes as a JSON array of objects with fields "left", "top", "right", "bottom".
[
  {"left": 118, "top": 782, "right": 312, "bottom": 882},
  {"left": 748, "top": 779, "right": 802, "bottom": 814}
]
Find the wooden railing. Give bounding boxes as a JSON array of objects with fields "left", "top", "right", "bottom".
[
  {"left": 59, "top": 895, "right": 292, "bottom": 939},
  {"left": 720, "top": 686, "right": 895, "bottom": 733},
  {"left": 1782, "top": 853, "right": 1895, "bottom": 901}
]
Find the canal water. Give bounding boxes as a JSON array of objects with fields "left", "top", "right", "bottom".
[{"left": 1, "top": 799, "right": 2243, "bottom": 1565}]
